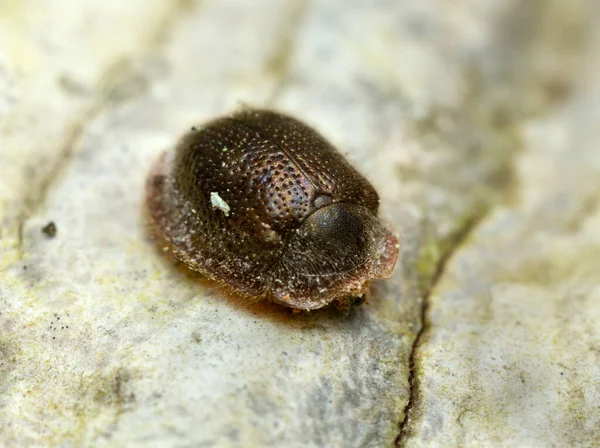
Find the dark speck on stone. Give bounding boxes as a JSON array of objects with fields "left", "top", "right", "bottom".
[{"left": 42, "top": 221, "right": 57, "bottom": 238}]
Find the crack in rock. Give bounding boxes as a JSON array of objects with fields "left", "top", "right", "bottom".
[{"left": 396, "top": 212, "right": 487, "bottom": 447}]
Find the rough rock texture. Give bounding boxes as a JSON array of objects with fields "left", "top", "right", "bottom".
[{"left": 0, "top": 0, "right": 598, "bottom": 447}]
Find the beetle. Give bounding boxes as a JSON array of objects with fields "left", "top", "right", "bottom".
[{"left": 146, "top": 108, "right": 399, "bottom": 310}]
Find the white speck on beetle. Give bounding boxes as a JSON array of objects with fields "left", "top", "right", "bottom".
[{"left": 210, "top": 192, "right": 230, "bottom": 216}]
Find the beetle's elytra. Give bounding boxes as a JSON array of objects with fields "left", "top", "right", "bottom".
[{"left": 146, "top": 108, "right": 399, "bottom": 310}]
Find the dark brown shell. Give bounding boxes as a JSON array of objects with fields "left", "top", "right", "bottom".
[{"left": 146, "top": 108, "right": 398, "bottom": 310}]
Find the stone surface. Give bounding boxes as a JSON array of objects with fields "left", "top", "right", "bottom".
[
  {"left": 401, "top": 22, "right": 600, "bottom": 447},
  {"left": 0, "top": 0, "right": 598, "bottom": 447}
]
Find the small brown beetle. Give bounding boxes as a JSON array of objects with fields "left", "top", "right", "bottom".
[{"left": 146, "top": 108, "right": 398, "bottom": 310}]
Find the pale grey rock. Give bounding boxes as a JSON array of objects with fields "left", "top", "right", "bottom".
[{"left": 400, "top": 5, "right": 600, "bottom": 448}]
